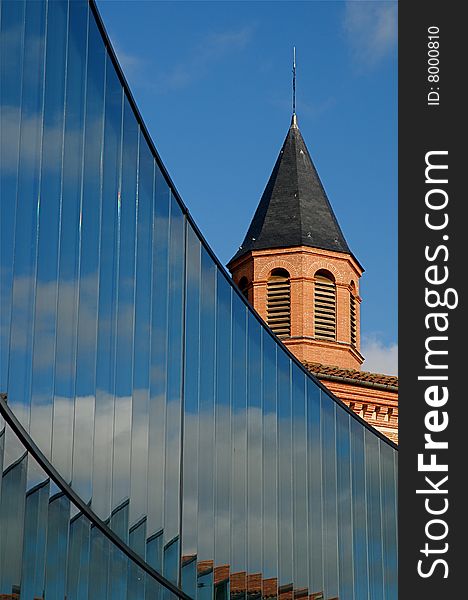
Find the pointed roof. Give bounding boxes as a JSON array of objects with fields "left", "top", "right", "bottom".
[{"left": 229, "top": 115, "right": 352, "bottom": 265}]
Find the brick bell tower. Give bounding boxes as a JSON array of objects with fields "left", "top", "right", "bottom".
[{"left": 228, "top": 113, "right": 364, "bottom": 370}]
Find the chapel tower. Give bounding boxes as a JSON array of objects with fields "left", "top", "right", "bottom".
[{"left": 227, "top": 114, "right": 364, "bottom": 370}]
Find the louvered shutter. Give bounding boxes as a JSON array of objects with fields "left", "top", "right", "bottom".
[
  {"left": 350, "top": 293, "right": 357, "bottom": 346},
  {"left": 267, "top": 271, "right": 291, "bottom": 338},
  {"left": 314, "top": 274, "right": 336, "bottom": 340}
]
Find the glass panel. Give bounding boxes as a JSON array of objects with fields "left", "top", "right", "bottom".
[
  {"left": 292, "top": 368, "right": 308, "bottom": 594},
  {"left": 147, "top": 532, "right": 163, "bottom": 568},
  {"left": 365, "top": 428, "right": 384, "bottom": 600},
  {"left": 130, "top": 137, "right": 153, "bottom": 527},
  {"left": 7, "top": 0, "right": 46, "bottom": 435},
  {"left": 306, "top": 378, "right": 323, "bottom": 597},
  {"left": 262, "top": 331, "right": 277, "bottom": 600},
  {"left": 111, "top": 93, "right": 138, "bottom": 519},
  {"left": 197, "top": 247, "right": 216, "bottom": 598},
  {"left": 0, "top": 450, "right": 27, "bottom": 594},
  {"left": 381, "top": 441, "right": 397, "bottom": 600},
  {"left": 147, "top": 164, "right": 170, "bottom": 538},
  {"left": 72, "top": 3, "right": 105, "bottom": 505},
  {"left": 0, "top": 0, "right": 26, "bottom": 394},
  {"left": 67, "top": 511, "right": 91, "bottom": 598},
  {"left": 92, "top": 53, "right": 123, "bottom": 521},
  {"left": 109, "top": 502, "right": 130, "bottom": 598},
  {"left": 394, "top": 450, "right": 398, "bottom": 561},
  {"left": 336, "top": 409, "right": 353, "bottom": 600},
  {"left": 277, "top": 350, "right": 292, "bottom": 600},
  {"left": 128, "top": 518, "right": 147, "bottom": 599},
  {"left": 21, "top": 478, "right": 49, "bottom": 598},
  {"left": 181, "top": 555, "right": 197, "bottom": 600},
  {"left": 29, "top": 0, "right": 68, "bottom": 462},
  {"left": 164, "top": 535, "right": 180, "bottom": 589},
  {"left": 89, "top": 521, "right": 110, "bottom": 595},
  {"left": 321, "top": 393, "right": 338, "bottom": 599},
  {"left": 214, "top": 272, "right": 232, "bottom": 575},
  {"left": 198, "top": 564, "right": 214, "bottom": 600},
  {"left": 247, "top": 313, "right": 262, "bottom": 600},
  {"left": 181, "top": 225, "right": 201, "bottom": 571},
  {"left": 51, "top": 0, "right": 88, "bottom": 485},
  {"left": 0, "top": 425, "right": 4, "bottom": 520},
  {"left": 45, "top": 492, "right": 70, "bottom": 598},
  {"left": 350, "top": 417, "right": 368, "bottom": 599},
  {"left": 231, "top": 298, "right": 248, "bottom": 600},
  {"left": 164, "top": 194, "right": 185, "bottom": 554}
]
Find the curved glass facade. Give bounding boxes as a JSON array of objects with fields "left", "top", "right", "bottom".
[{"left": 0, "top": 1, "right": 398, "bottom": 598}]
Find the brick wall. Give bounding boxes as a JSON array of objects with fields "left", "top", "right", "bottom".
[{"left": 229, "top": 245, "right": 364, "bottom": 370}]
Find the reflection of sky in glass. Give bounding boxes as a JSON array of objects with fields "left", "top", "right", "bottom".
[{"left": 0, "top": 0, "right": 398, "bottom": 597}]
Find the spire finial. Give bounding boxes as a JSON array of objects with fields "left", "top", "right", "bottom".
[
  {"left": 292, "top": 46, "right": 296, "bottom": 115},
  {"left": 291, "top": 47, "right": 298, "bottom": 127}
]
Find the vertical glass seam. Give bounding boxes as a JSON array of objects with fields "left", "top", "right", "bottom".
[
  {"left": 349, "top": 416, "right": 355, "bottom": 600},
  {"left": 70, "top": 0, "right": 91, "bottom": 489},
  {"left": 142, "top": 140, "right": 154, "bottom": 533},
  {"left": 303, "top": 374, "right": 310, "bottom": 595},
  {"left": 5, "top": 0, "right": 27, "bottom": 399},
  {"left": 288, "top": 358, "right": 292, "bottom": 592},
  {"left": 379, "top": 441, "right": 386, "bottom": 600},
  {"left": 91, "top": 25, "right": 107, "bottom": 511},
  {"left": 319, "top": 391, "right": 324, "bottom": 594},
  {"left": 364, "top": 431, "right": 370, "bottom": 600},
  {"left": 274, "top": 345, "right": 278, "bottom": 589},
  {"left": 178, "top": 215, "right": 188, "bottom": 588},
  {"left": 305, "top": 381, "right": 309, "bottom": 594},
  {"left": 109, "top": 84, "right": 125, "bottom": 512},
  {"left": 160, "top": 186, "right": 171, "bottom": 541},
  {"left": 212, "top": 259, "right": 218, "bottom": 572},
  {"left": 27, "top": 0, "right": 49, "bottom": 437},
  {"left": 50, "top": 0, "right": 71, "bottom": 460},
  {"left": 334, "top": 406, "right": 339, "bottom": 596},
  {"left": 73, "top": 0, "right": 91, "bottom": 473},
  {"left": 129, "top": 126, "right": 141, "bottom": 516},
  {"left": 394, "top": 451, "right": 398, "bottom": 552},
  {"left": 128, "top": 127, "right": 141, "bottom": 509},
  {"left": 259, "top": 317, "right": 264, "bottom": 583},
  {"left": 41, "top": 0, "right": 67, "bottom": 463},
  {"left": 229, "top": 286, "right": 234, "bottom": 585}
]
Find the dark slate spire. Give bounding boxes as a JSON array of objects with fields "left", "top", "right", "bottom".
[{"left": 229, "top": 116, "right": 351, "bottom": 264}]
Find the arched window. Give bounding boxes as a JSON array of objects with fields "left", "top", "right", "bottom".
[
  {"left": 267, "top": 268, "right": 291, "bottom": 338},
  {"left": 314, "top": 270, "right": 336, "bottom": 340},
  {"left": 350, "top": 282, "right": 357, "bottom": 346},
  {"left": 238, "top": 276, "right": 249, "bottom": 301}
]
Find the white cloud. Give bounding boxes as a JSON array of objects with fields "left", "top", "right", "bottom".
[
  {"left": 361, "top": 334, "right": 398, "bottom": 375},
  {"left": 105, "top": 25, "right": 253, "bottom": 95},
  {"left": 112, "top": 42, "right": 146, "bottom": 81},
  {"left": 344, "top": 1, "right": 397, "bottom": 69},
  {"left": 156, "top": 26, "right": 254, "bottom": 93}
]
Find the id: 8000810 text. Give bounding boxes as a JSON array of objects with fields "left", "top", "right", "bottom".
[{"left": 427, "top": 25, "right": 440, "bottom": 106}]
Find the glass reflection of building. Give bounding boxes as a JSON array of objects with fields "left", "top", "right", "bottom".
[{"left": 0, "top": 1, "right": 398, "bottom": 599}]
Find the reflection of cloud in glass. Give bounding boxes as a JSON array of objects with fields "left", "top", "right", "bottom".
[
  {"left": 4, "top": 273, "right": 138, "bottom": 376},
  {"left": 1, "top": 106, "right": 103, "bottom": 176}
]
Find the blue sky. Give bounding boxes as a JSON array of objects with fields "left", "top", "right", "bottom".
[{"left": 96, "top": 0, "right": 397, "bottom": 374}]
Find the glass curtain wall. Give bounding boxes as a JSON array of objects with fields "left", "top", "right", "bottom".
[
  {"left": 0, "top": 411, "right": 184, "bottom": 599},
  {"left": 0, "top": 1, "right": 398, "bottom": 599}
]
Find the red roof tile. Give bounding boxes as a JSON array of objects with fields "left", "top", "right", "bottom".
[{"left": 303, "top": 361, "right": 398, "bottom": 389}]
